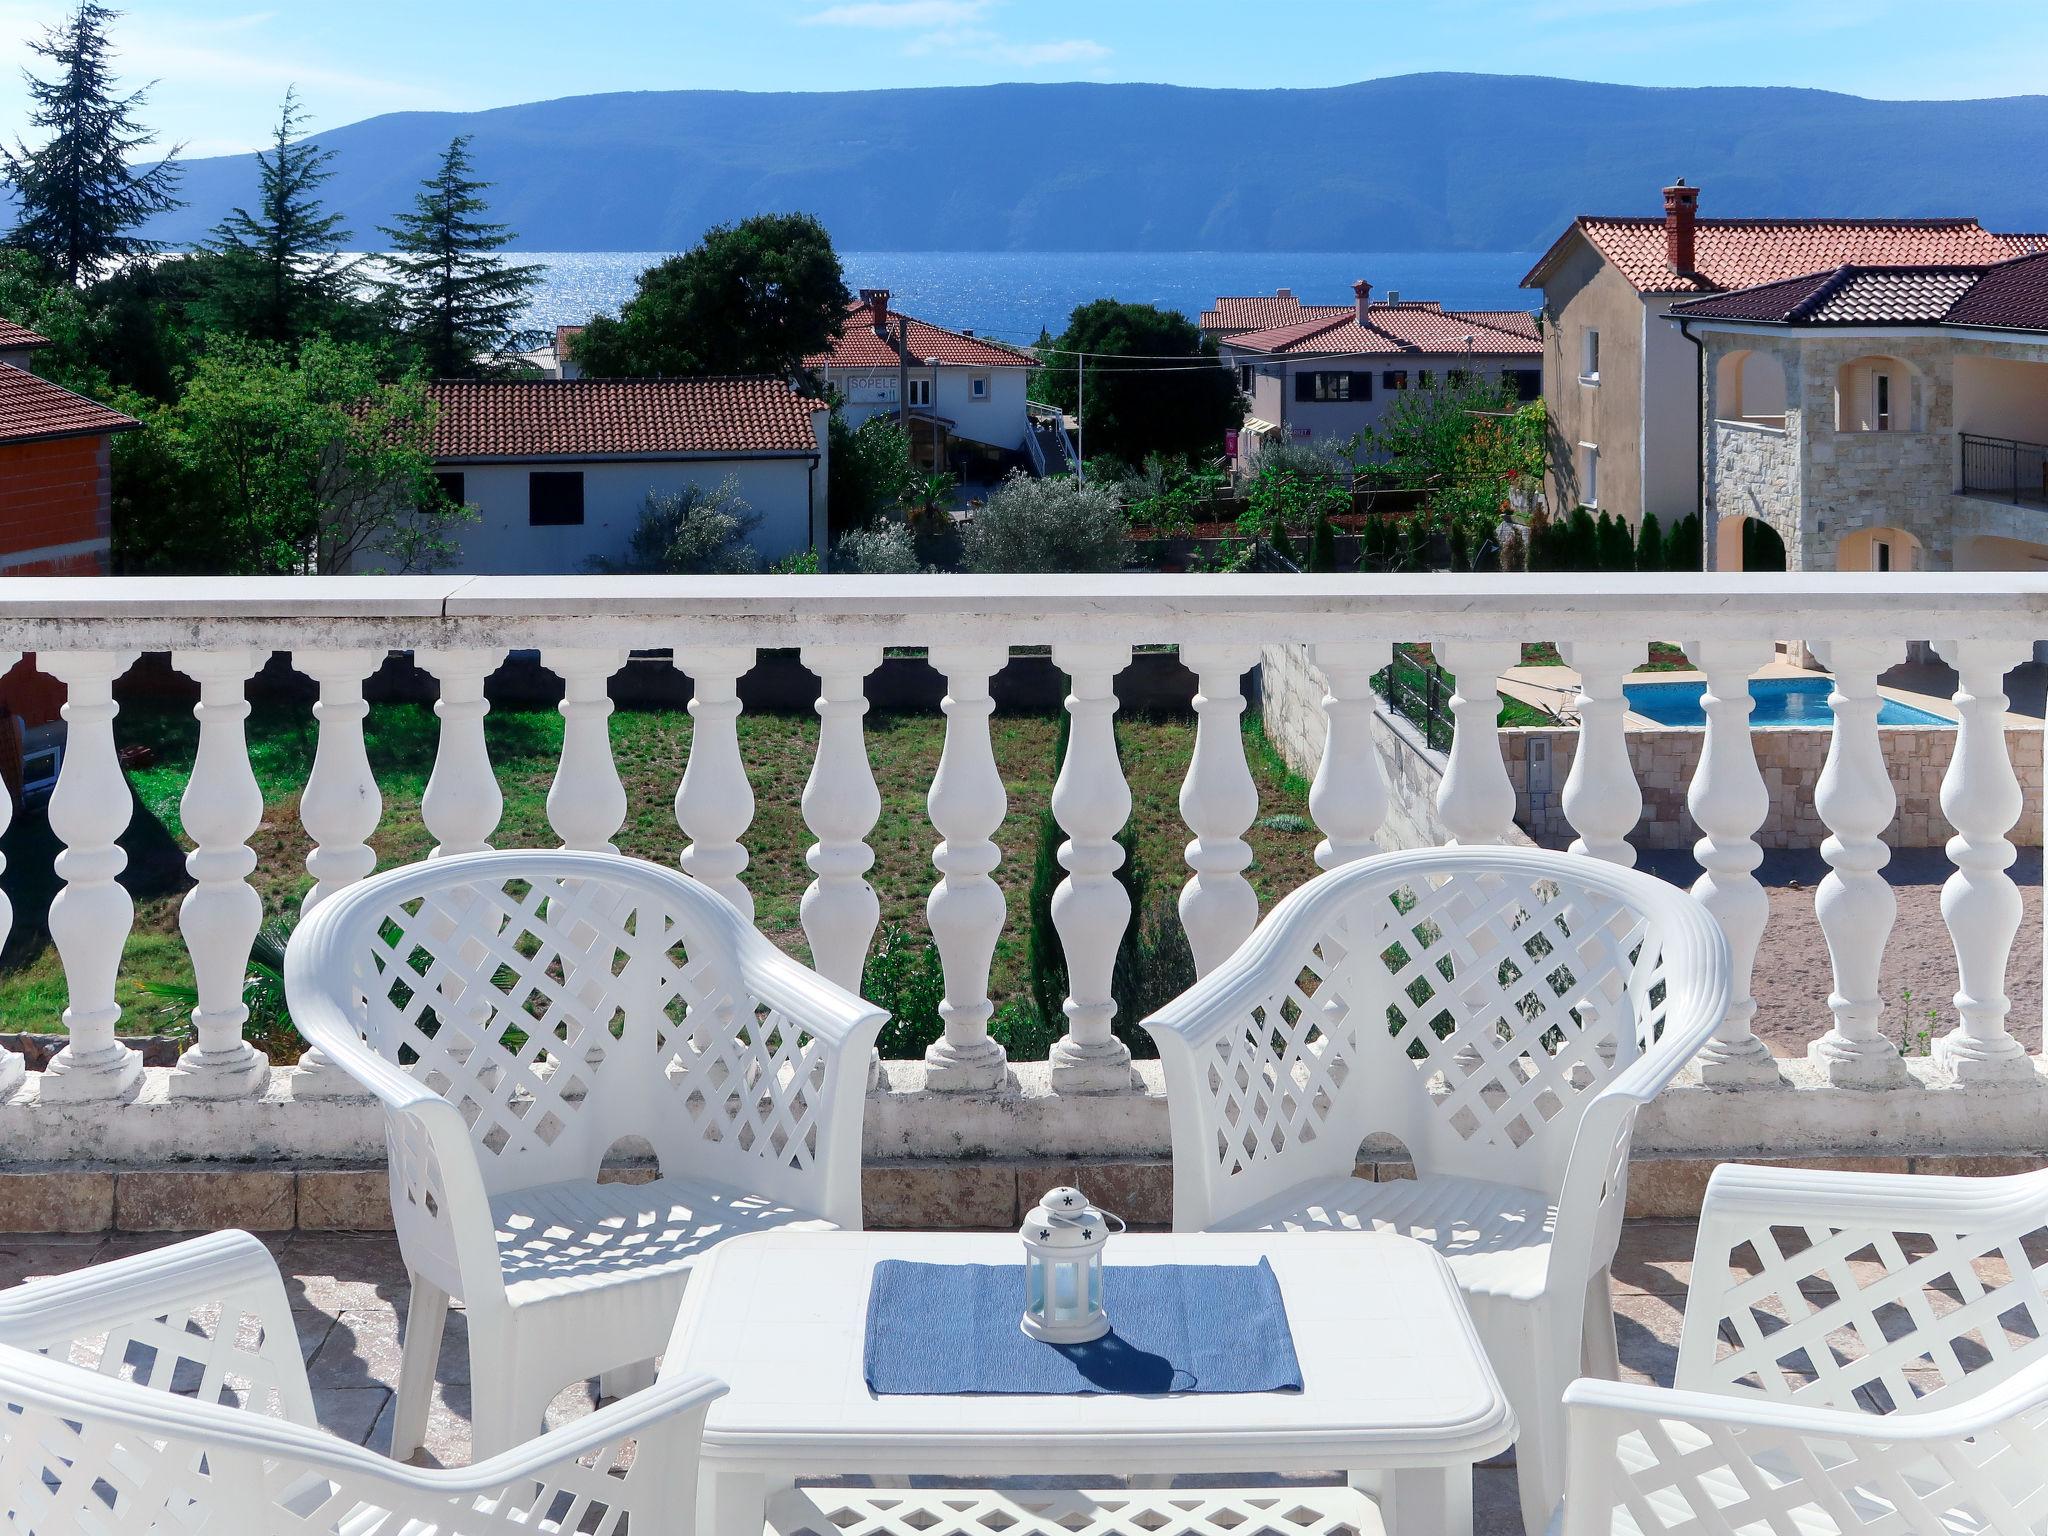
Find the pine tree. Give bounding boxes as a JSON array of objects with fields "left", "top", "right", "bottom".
[
  {"left": 378, "top": 135, "right": 542, "bottom": 377},
  {"left": 1635, "top": 512, "right": 1665, "bottom": 572},
  {"left": 207, "top": 88, "right": 355, "bottom": 344},
  {"left": 2, "top": 3, "right": 182, "bottom": 285}
]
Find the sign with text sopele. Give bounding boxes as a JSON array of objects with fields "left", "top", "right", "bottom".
[{"left": 849, "top": 374, "right": 901, "bottom": 405}]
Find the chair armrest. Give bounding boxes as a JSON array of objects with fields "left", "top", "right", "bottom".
[
  {"left": 0, "top": 1230, "right": 318, "bottom": 1426},
  {"left": 1677, "top": 1162, "right": 2048, "bottom": 1406},
  {"left": 730, "top": 922, "right": 888, "bottom": 1054},
  {"left": 1561, "top": 1370, "right": 2048, "bottom": 1536}
]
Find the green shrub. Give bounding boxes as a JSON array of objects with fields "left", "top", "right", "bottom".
[
  {"left": 832, "top": 520, "right": 923, "bottom": 574},
  {"left": 860, "top": 923, "right": 947, "bottom": 1059},
  {"left": 961, "top": 471, "right": 1129, "bottom": 573},
  {"left": 1634, "top": 512, "right": 1665, "bottom": 572}
]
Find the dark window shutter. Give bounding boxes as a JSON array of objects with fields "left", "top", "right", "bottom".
[
  {"left": 1295, "top": 372, "right": 1313, "bottom": 402},
  {"left": 1353, "top": 372, "right": 1373, "bottom": 400},
  {"left": 529, "top": 471, "right": 585, "bottom": 526}
]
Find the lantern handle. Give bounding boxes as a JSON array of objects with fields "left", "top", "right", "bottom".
[{"left": 1102, "top": 1212, "right": 1127, "bottom": 1234}]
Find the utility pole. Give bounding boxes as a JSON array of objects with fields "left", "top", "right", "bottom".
[
  {"left": 1076, "top": 350, "right": 1085, "bottom": 485},
  {"left": 895, "top": 315, "right": 911, "bottom": 434}
]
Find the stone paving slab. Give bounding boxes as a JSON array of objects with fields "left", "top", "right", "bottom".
[{"left": 0, "top": 1223, "right": 1734, "bottom": 1536}]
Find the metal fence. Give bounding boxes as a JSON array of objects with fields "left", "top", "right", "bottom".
[
  {"left": 1372, "top": 643, "right": 1455, "bottom": 752},
  {"left": 1959, "top": 433, "right": 2048, "bottom": 506}
]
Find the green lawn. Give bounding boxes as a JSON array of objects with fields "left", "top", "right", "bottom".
[{"left": 0, "top": 700, "right": 1324, "bottom": 1058}]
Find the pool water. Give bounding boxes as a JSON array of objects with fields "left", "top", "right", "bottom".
[{"left": 1623, "top": 676, "right": 1953, "bottom": 728}]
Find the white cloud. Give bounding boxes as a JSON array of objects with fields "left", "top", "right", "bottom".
[{"left": 805, "top": 0, "right": 996, "bottom": 28}]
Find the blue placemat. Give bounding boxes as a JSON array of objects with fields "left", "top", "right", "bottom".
[{"left": 863, "top": 1259, "right": 1303, "bottom": 1395}]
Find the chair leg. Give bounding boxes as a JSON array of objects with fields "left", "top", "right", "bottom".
[
  {"left": 598, "top": 1358, "right": 657, "bottom": 1401},
  {"left": 1581, "top": 1265, "right": 1621, "bottom": 1379},
  {"left": 1499, "top": 1319, "right": 1576, "bottom": 1536},
  {"left": 390, "top": 1273, "right": 449, "bottom": 1461},
  {"left": 469, "top": 1348, "right": 557, "bottom": 1462}
]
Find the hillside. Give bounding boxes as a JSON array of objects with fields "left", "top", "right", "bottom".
[{"left": 133, "top": 74, "right": 2048, "bottom": 253}]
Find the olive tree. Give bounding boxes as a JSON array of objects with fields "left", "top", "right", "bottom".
[{"left": 960, "top": 472, "right": 1129, "bottom": 574}]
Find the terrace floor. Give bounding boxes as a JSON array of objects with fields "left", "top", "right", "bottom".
[{"left": 0, "top": 1223, "right": 1708, "bottom": 1535}]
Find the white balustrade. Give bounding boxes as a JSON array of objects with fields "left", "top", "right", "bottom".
[
  {"left": 799, "top": 644, "right": 883, "bottom": 994},
  {"left": 542, "top": 649, "right": 629, "bottom": 852},
  {"left": 923, "top": 645, "right": 1010, "bottom": 1090},
  {"left": 416, "top": 650, "right": 506, "bottom": 857},
  {"left": 1807, "top": 640, "right": 1908, "bottom": 1087},
  {"left": 1306, "top": 641, "right": 1390, "bottom": 869},
  {"left": 1682, "top": 639, "right": 1780, "bottom": 1087},
  {"left": 292, "top": 648, "right": 386, "bottom": 1091},
  {"left": 1048, "top": 642, "right": 1135, "bottom": 1093},
  {"left": 1436, "top": 640, "right": 1520, "bottom": 846},
  {"left": 1177, "top": 644, "right": 1261, "bottom": 976},
  {"left": 167, "top": 648, "right": 270, "bottom": 1098},
  {"left": 40, "top": 650, "right": 143, "bottom": 1102},
  {"left": 674, "top": 646, "right": 757, "bottom": 920},
  {"left": 0, "top": 650, "right": 19, "bottom": 1101},
  {"left": 1559, "top": 640, "right": 1644, "bottom": 865},
  {"left": 1931, "top": 639, "right": 2035, "bottom": 1082}
]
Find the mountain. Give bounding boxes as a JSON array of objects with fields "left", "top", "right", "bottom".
[{"left": 134, "top": 74, "right": 2048, "bottom": 254}]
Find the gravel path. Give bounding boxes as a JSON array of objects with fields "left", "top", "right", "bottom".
[{"left": 1635, "top": 848, "right": 2043, "bottom": 1057}]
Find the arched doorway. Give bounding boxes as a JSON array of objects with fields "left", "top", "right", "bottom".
[
  {"left": 1740, "top": 517, "right": 1786, "bottom": 571},
  {"left": 1837, "top": 526, "right": 1922, "bottom": 573},
  {"left": 1714, "top": 349, "right": 1788, "bottom": 427},
  {"left": 1835, "top": 356, "right": 1925, "bottom": 433}
]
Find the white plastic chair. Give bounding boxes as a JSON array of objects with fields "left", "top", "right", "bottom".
[
  {"left": 1145, "top": 845, "right": 1731, "bottom": 1536},
  {"left": 0, "top": 1229, "right": 727, "bottom": 1533},
  {"left": 284, "top": 847, "right": 884, "bottom": 1460},
  {"left": 1562, "top": 1162, "right": 2048, "bottom": 1536}
]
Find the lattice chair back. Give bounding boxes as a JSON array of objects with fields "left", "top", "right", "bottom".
[
  {"left": 1147, "top": 846, "right": 1729, "bottom": 1232},
  {"left": 288, "top": 850, "right": 884, "bottom": 1298}
]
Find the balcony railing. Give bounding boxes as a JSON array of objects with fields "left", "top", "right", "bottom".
[
  {"left": 0, "top": 573, "right": 2042, "bottom": 1128},
  {"left": 1959, "top": 432, "right": 2048, "bottom": 506}
]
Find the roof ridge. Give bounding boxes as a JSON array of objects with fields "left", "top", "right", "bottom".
[{"left": 1581, "top": 214, "right": 1989, "bottom": 229}]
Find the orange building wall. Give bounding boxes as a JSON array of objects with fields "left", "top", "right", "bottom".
[{"left": 0, "top": 433, "right": 112, "bottom": 567}]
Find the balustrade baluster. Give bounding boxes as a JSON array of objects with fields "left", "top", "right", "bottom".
[
  {"left": 674, "top": 646, "right": 757, "bottom": 920},
  {"left": 1306, "top": 641, "right": 1390, "bottom": 868},
  {"left": 923, "top": 645, "right": 1009, "bottom": 1090},
  {"left": 1559, "top": 640, "right": 1644, "bottom": 865},
  {"left": 292, "top": 648, "right": 386, "bottom": 1091},
  {"left": 1048, "top": 642, "right": 1134, "bottom": 1093},
  {"left": 1683, "top": 639, "right": 1781, "bottom": 1086},
  {"left": 40, "top": 650, "right": 143, "bottom": 1101},
  {"left": 542, "top": 649, "right": 629, "bottom": 852},
  {"left": 416, "top": 650, "right": 506, "bottom": 856},
  {"left": 1807, "top": 640, "right": 1909, "bottom": 1087},
  {"left": 167, "top": 649, "right": 270, "bottom": 1098},
  {"left": 1178, "top": 644, "right": 1261, "bottom": 975},
  {"left": 1436, "top": 640, "right": 1520, "bottom": 846},
  {"left": 0, "top": 651, "right": 19, "bottom": 1101},
  {"left": 799, "top": 645, "right": 883, "bottom": 994},
  {"left": 1931, "top": 639, "right": 2035, "bottom": 1081}
]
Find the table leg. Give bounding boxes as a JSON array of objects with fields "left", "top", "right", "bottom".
[
  {"left": 1380, "top": 1464, "right": 1473, "bottom": 1536},
  {"left": 700, "top": 1466, "right": 768, "bottom": 1534}
]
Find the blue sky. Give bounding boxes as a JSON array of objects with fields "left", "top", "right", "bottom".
[{"left": 3, "top": 0, "right": 2045, "bottom": 160}]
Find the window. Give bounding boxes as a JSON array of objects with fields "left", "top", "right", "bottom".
[
  {"left": 969, "top": 373, "right": 989, "bottom": 401},
  {"left": 1382, "top": 370, "right": 1408, "bottom": 390},
  {"left": 909, "top": 377, "right": 932, "bottom": 408},
  {"left": 1417, "top": 369, "right": 1436, "bottom": 388},
  {"left": 1447, "top": 369, "right": 1471, "bottom": 387},
  {"left": 1237, "top": 365, "right": 1253, "bottom": 392},
  {"left": 1581, "top": 329, "right": 1600, "bottom": 383},
  {"left": 1508, "top": 369, "right": 1542, "bottom": 402},
  {"left": 1295, "top": 370, "right": 1370, "bottom": 403},
  {"left": 1875, "top": 539, "right": 1893, "bottom": 573},
  {"left": 1873, "top": 372, "right": 1891, "bottom": 431},
  {"left": 1578, "top": 443, "right": 1599, "bottom": 508},
  {"left": 529, "top": 471, "right": 584, "bottom": 526},
  {"left": 433, "top": 471, "right": 465, "bottom": 506}
]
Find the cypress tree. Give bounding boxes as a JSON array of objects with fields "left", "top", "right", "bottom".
[
  {"left": 378, "top": 135, "right": 543, "bottom": 377},
  {"left": 1635, "top": 512, "right": 1665, "bottom": 572},
  {"left": 1525, "top": 508, "right": 1552, "bottom": 572},
  {"left": 1596, "top": 511, "right": 1634, "bottom": 571},
  {"left": 1399, "top": 517, "right": 1428, "bottom": 572},
  {"left": 1666, "top": 513, "right": 1704, "bottom": 572},
  {"left": 1566, "top": 506, "right": 1599, "bottom": 570},
  {"left": 2, "top": 2, "right": 183, "bottom": 285},
  {"left": 1449, "top": 518, "right": 1471, "bottom": 572},
  {"left": 1306, "top": 512, "right": 1338, "bottom": 572},
  {"left": 207, "top": 88, "right": 355, "bottom": 344}
]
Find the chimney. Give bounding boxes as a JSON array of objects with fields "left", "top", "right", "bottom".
[
  {"left": 1663, "top": 178, "right": 1699, "bottom": 274},
  {"left": 859, "top": 287, "right": 891, "bottom": 335},
  {"left": 1353, "top": 278, "right": 1373, "bottom": 323},
  {"left": 1276, "top": 286, "right": 1293, "bottom": 300}
]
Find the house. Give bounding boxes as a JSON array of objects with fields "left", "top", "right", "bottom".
[
  {"left": 0, "top": 319, "right": 137, "bottom": 578},
  {"left": 1198, "top": 288, "right": 1348, "bottom": 341},
  {"left": 417, "top": 376, "right": 828, "bottom": 573},
  {"left": 1669, "top": 250, "right": 2048, "bottom": 580},
  {"left": 1520, "top": 180, "right": 2038, "bottom": 533},
  {"left": 804, "top": 290, "right": 1037, "bottom": 477},
  {"left": 1215, "top": 281, "right": 1541, "bottom": 468}
]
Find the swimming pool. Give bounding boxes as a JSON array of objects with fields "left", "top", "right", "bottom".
[{"left": 1623, "top": 676, "right": 1953, "bottom": 728}]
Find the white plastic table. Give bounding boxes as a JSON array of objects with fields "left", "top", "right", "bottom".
[{"left": 662, "top": 1228, "right": 1515, "bottom": 1536}]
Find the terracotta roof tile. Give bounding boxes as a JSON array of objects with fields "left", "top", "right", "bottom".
[
  {"left": 805, "top": 301, "right": 1038, "bottom": 370},
  {"left": 1224, "top": 303, "right": 1542, "bottom": 358},
  {"left": 1996, "top": 233, "right": 2048, "bottom": 256},
  {"left": 1935, "top": 252, "right": 2048, "bottom": 331},
  {"left": 1199, "top": 293, "right": 1349, "bottom": 332},
  {"left": 1528, "top": 217, "right": 2028, "bottom": 294},
  {"left": 0, "top": 364, "right": 137, "bottom": 446},
  {"left": 423, "top": 377, "right": 824, "bottom": 459},
  {"left": 0, "top": 317, "right": 51, "bottom": 351},
  {"left": 1669, "top": 251, "right": 2048, "bottom": 334}
]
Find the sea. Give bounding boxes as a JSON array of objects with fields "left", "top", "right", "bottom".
[{"left": 502, "top": 250, "right": 1541, "bottom": 346}]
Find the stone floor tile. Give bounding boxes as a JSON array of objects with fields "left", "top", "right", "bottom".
[
  {"left": 0, "top": 1239, "right": 106, "bottom": 1286},
  {"left": 1474, "top": 1464, "right": 1523, "bottom": 1536},
  {"left": 314, "top": 1385, "right": 392, "bottom": 1447},
  {"left": 1609, "top": 1221, "right": 1699, "bottom": 1295},
  {"left": 309, "top": 1304, "right": 472, "bottom": 1392},
  {"left": 1613, "top": 1291, "right": 1685, "bottom": 1387},
  {"left": 276, "top": 1234, "right": 411, "bottom": 1314}
]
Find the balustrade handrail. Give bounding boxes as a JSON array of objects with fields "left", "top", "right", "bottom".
[{"left": 0, "top": 570, "right": 2044, "bottom": 1113}]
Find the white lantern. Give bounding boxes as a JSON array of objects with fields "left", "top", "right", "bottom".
[{"left": 1020, "top": 1185, "right": 1122, "bottom": 1344}]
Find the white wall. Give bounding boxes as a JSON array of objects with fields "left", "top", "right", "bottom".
[
  {"left": 1640, "top": 295, "right": 1703, "bottom": 523},
  {"left": 437, "top": 455, "right": 822, "bottom": 575},
  {"left": 829, "top": 364, "right": 1031, "bottom": 450},
  {"left": 1953, "top": 355, "right": 2048, "bottom": 444}
]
